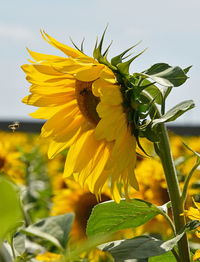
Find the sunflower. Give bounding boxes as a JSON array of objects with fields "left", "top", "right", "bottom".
[
  {"left": 184, "top": 200, "right": 200, "bottom": 261},
  {"left": 22, "top": 31, "right": 139, "bottom": 202},
  {"left": 51, "top": 178, "right": 111, "bottom": 243},
  {"left": 0, "top": 139, "right": 25, "bottom": 184},
  {"left": 36, "top": 251, "right": 61, "bottom": 262}
]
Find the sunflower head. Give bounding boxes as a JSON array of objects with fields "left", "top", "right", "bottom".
[{"left": 21, "top": 29, "right": 156, "bottom": 202}]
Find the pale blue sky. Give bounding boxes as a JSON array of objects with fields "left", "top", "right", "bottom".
[{"left": 0, "top": 0, "right": 200, "bottom": 124}]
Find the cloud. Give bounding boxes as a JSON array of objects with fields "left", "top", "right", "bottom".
[{"left": 0, "top": 23, "right": 34, "bottom": 42}]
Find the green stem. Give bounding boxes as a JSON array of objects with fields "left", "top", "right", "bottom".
[
  {"left": 158, "top": 208, "right": 176, "bottom": 236},
  {"left": 10, "top": 239, "right": 16, "bottom": 259},
  {"left": 156, "top": 123, "right": 190, "bottom": 262},
  {"left": 172, "top": 248, "right": 181, "bottom": 262},
  {"left": 181, "top": 158, "right": 200, "bottom": 207}
]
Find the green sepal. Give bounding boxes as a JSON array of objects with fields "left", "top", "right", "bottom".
[
  {"left": 139, "top": 124, "right": 160, "bottom": 143},
  {"left": 93, "top": 26, "right": 108, "bottom": 60},
  {"left": 111, "top": 41, "right": 142, "bottom": 66},
  {"left": 117, "top": 49, "right": 147, "bottom": 75},
  {"left": 69, "top": 37, "right": 85, "bottom": 54}
]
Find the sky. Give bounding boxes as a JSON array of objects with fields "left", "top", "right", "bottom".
[{"left": 0, "top": 0, "right": 200, "bottom": 125}]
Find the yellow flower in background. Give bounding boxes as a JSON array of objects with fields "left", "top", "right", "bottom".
[
  {"left": 36, "top": 252, "right": 61, "bottom": 262},
  {"left": 184, "top": 200, "right": 200, "bottom": 261},
  {"left": 51, "top": 178, "right": 111, "bottom": 243},
  {"left": 22, "top": 32, "right": 138, "bottom": 202},
  {"left": 133, "top": 158, "right": 172, "bottom": 237},
  {"left": 0, "top": 139, "right": 25, "bottom": 184}
]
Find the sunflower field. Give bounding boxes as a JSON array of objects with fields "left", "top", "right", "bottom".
[
  {"left": 0, "top": 130, "right": 200, "bottom": 262},
  {"left": 1, "top": 30, "right": 200, "bottom": 262}
]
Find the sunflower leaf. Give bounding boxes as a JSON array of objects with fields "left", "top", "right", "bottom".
[
  {"left": 21, "top": 213, "right": 74, "bottom": 250},
  {"left": 86, "top": 199, "right": 161, "bottom": 237},
  {"left": 144, "top": 63, "right": 188, "bottom": 87},
  {"left": 152, "top": 100, "right": 195, "bottom": 127},
  {"left": 99, "top": 228, "right": 186, "bottom": 261},
  {"left": 0, "top": 177, "right": 23, "bottom": 240},
  {"left": 183, "top": 65, "right": 192, "bottom": 74}
]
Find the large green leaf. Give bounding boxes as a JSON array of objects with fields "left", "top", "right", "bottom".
[
  {"left": 21, "top": 213, "right": 74, "bottom": 250},
  {"left": 152, "top": 100, "right": 195, "bottom": 127},
  {"left": 144, "top": 63, "right": 171, "bottom": 75},
  {"left": 144, "top": 63, "right": 188, "bottom": 87},
  {"left": 86, "top": 199, "right": 161, "bottom": 237},
  {"left": 0, "top": 243, "right": 13, "bottom": 262},
  {"left": 0, "top": 177, "right": 23, "bottom": 240},
  {"left": 100, "top": 230, "right": 185, "bottom": 261}
]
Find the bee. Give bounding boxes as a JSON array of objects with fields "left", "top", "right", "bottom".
[{"left": 8, "top": 121, "right": 20, "bottom": 132}]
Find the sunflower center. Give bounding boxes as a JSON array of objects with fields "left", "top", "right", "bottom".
[
  {"left": 0, "top": 157, "right": 5, "bottom": 170},
  {"left": 75, "top": 80, "right": 100, "bottom": 126},
  {"left": 75, "top": 192, "right": 111, "bottom": 234}
]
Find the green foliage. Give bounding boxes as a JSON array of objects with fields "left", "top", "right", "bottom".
[
  {"left": 99, "top": 226, "right": 187, "bottom": 261},
  {"left": 86, "top": 199, "right": 161, "bottom": 237},
  {"left": 152, "top": 100, "right": 195, "bottom": 127},
  {"left": 21, "top": 147, "right": 52, "bottom": 222},
  {"left": 0, "top": 177, "right": 23, "bottom": 240},
  {"left": 117, "top": 49, "right": 147, "bottom": 75},
  {"left": 111, "top": 42, "right": 141, "bottom": 66},
  {"left": 21, "top": 213, "right": 74, "bottom": 250},
  {"left": 149, "top": 251, "right": 177, "bottom": 261},
  {"left": 99, "top": 236, "right": 165, "bottom": 261},
  {"left": 143, "top": 63, "right": 188, "bottom": 87}
]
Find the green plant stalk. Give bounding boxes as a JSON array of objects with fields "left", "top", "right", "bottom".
[{"left": 156, "top": 123, "right": 190, "bottom": 262}]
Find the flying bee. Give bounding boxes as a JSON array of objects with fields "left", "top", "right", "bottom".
[{"left": 8, "top": 121, "right": 20, "bottom": 132}]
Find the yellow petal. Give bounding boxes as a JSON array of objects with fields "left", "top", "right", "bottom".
[
  {"left": 193, "top": 249, "right": 200, "bottom": 261},
  {"left": 53, "top": 115, "right": 85, "bottom": 143},
  {"left": 63, "top": 130, "right": 94, "bottom": 177},
  {"left": 41, "top": 101, "right": 78, "bottom": 137},
  {"left": 100, "top": 67, "right": 116, "bottom": 84},
  {"left": 48, "top": 140, "right": 69, "bottom": 159},
  {"left": 75, "top": 65, "right": 105, "bottom": 82},
  {"left": 22, "top": 93, "right": 76, "bottom": 107},
  {"left": 27, "top": 48, "right": 66, "bottom": 62},
  {"left": 30, "top": 83, "right": 75, "bottom": 95},
  {"left": 95, "top": 109, "right": 126, "bottom": 141},
  {"left": 93, "top": 79, "right": 122, "bottom": 105},
  {"left": 111, "top": 181, "right": 121, "bottom": 204},
  {"left": 48, "top": 122, "right": 83, "bottom": 159},
  {"left": 89, "top": 144, "right": 110, "bottom": 192},
  {"left": 29, "top": 105, "right": 66, "bottom": 119},
  {"left": 70, "top": 130, "right": 101, "bottom": 174},
  {"left": 42, "top": 31, "right": 85, "bottom": 58},
  {"left": 106, "top": 129, "right": 135, "bottom": 171},
  {"left": 193, "top": 200, "right": 200, "bottom": 211},
  {"left": 78, "top": 142, "right": 105, "bottom": 187},
  {"left": 32, "top": 63, "right": 64, "bottom": 76}
]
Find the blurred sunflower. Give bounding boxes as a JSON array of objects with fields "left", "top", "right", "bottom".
[
  {"left": 184, "top": 200, "right": 200, "bottom": 261},
  {"left": 36, "top": 251, "right": 61, "bottom": 262},
  {"left": 133, "top": 158, "right": 172, "bottom": 237},
  {"left": 51, "top": 178, "right": 111, "bottom": 243},
  {"left": 22, "top": 31, "right": 139, "bottom": 202},
  {"left": 0, "top": 140, "right": 25, "bottom": 184}
]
